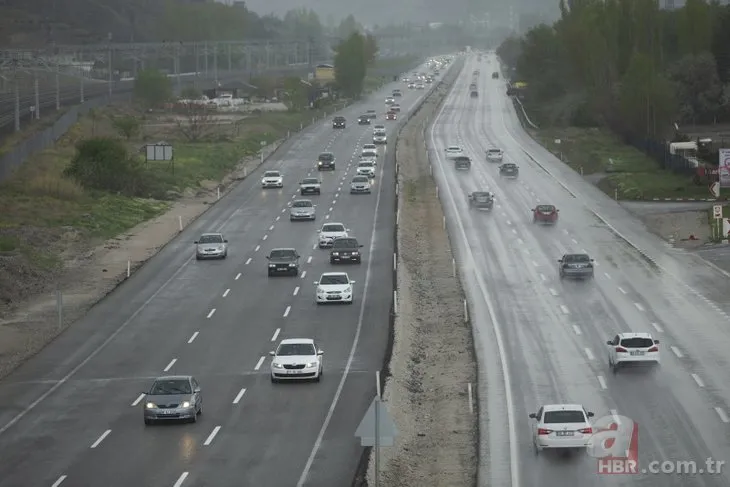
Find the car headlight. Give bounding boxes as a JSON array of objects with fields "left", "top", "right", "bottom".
[
  {"left": 288, "top": 263, "right": 296, "bottom": 266},
  {"left": 345, "top": 286, "right": 352, "bottom": 293},
  {"left": 272, "top": 362, "right": 283, "bottom": 369},
  {"left": 261, "top": 179, "right": 266, "bottom": 184},
  {"left": 181, "top": 401, "right": 191, "bottom": 408},
  {"left": 146, "top": 402, "right": 156, "bottom": 409},
  {"left": 317, "top": 288, "right": 325, "bottom": 294},
  {"left": 269, "top": 264, "right": 276, "bottom": 268},
  {"left": 318, "top": 161, "right": 322, "bottom": 165},
  {"left": 332, "top": 252, "right": 339, "bottom": 256},
  {"left": 305, "top": 362, "right": 317, "bottom": 368},
  {"left": 352, "top": 251, "right": 359, "bottom": 255}
]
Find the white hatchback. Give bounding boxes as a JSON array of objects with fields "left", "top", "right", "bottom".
[
  {"left": 314, "top": 272, "right": 355, "bottom": 304},
  {"left": 445, "top": 146, "right": 463, "bottom": 159},
  {"left": 269, "top": 338, "right": 323, "bottom": 383},
  {"left": 529, "top": 404, "right": 595, "bottom": 453},
  {"left": 607, "top": 332, "right": 660, "bottom": 372}
]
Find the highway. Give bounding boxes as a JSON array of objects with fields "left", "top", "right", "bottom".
[
  {"left": 429, "top": 54, "right": 730, "bottom": 486},
  {"left": 0, "top": 62, "right": 443, "bottom": 487}
]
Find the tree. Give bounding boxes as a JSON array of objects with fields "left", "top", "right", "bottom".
[
  {"left": 176, "top": 103, "right": 215, "bottom": 142},
  {"left": 111, "top": 116, "right": 141, "bottom": 140},
  {"left": 180, "top": 87, "right": 202, "bottom": 100},
  {"left": 281, "top": 77, "right": 310, "bottom": 111},
  {"left": 337, "top": 15, "right": 361, "bottom": 40},
  {"left": 134, "top": 69, "right": 172, "bottom": 108},
  {"left": 334, "top": 33, "right": 367, "bottom": 98},
  {"left": 363, "top": 34, "right": 378, "bottom": 66},
  {"left": 250, "top": 76, "right": 277, "bottom": 99},
  {"left": 63, "top": 138, "right": 144, "bottom": 195},
  {"left": 618, "top": 51, "right": 675, "bottom": 137},
  {"left": 668, "top": 52, "right": 723, "bottom": 124}
]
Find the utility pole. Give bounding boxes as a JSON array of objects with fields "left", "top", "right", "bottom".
[{"left": 107, "top": 32, "right": 113, "bottom": 98}]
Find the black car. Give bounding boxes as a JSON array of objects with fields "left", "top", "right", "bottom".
[
  {"left": 392, "top": 91, "right": 402, "bottom": 97},
  {"left": 468, "top": 191, "right": 494, "bottom": 210},
  {"left": 330, "top": 237, "right": 363, "bottom": 264},
  {"left": 332, "top": 116, "right": 346, "bottom": 129},
  {"left": 358, "top": 115, "right": 371, "bottom": 125},
  {"left": 454, "top": 155, "right": 471, "bottom": 170},
  {"left": 558, "top": 253, "right": 595, "bottom": 279},
  {"left": 317, "top": 152, "right": 335, "bottom": 171},
  {"left": 499, "top": 163, "right": 519, "bottom": 178},
  {"left": 267, "top": 248, "right": 300, "bottom": 276},
  {"left": 470, "top": 91, "right": 478, "bottom": 98}
]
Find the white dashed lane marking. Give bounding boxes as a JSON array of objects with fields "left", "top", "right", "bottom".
[
  {"left": 254, "top": 356, "right": 266, "bottom": 370},
  {"left": 90, "top": 429, "right": 111, "bottom": 449},
  {"left": 634, "top": 302, "right": 645, "bottom": 312},
  {"left": 187, "top": 331, "right": 199, "bottom": 344},
  {"left": 163, "top": 358, "right": 177, "bottom": 372},
  {"left": 670, "top": 346, "right": 683, "bottom": 358},
  {"left": 207, "top": 309, "right": 216, "bottom": 319},
  {"left": 254, "top": 245, "right": 260, "bottom": 252},
  {"left": 715, "top": 407, "right": 729, "bottom": 423},
  {"left": 597, "top": 376, "right": 607, "bottom": 390},
  {"left": 203, "top": 426, "right": 221, "bottom": 446},
  {"left": 301, "top": 271, "right": 307, "bottom": 279},
  {"left": 652, "top": 322, "right": 664, "bottom": 333},
  {"left": 235, "top": 273, "right": 241, "bottom": 280},
  {"left": 51, "top": 475, "right": 67, "bottom": 487},
  {"left": 572, "top": 325, "right": 582, "bottom": 335},
  {"left": 560, "top": 305, "right": 570, "bottom": 315},
  {"left": 131, "top": 393, "right": 145, "bottom": 407},
  {"left": 172, "top": 472, "right": 189, "bottom": 487},
  {"left": 283, "top": 306, "right": 291, "bottom": 318},
  {"left": 233, "top": 388, "right": 247, "bottom": 404},
  {"left": 585, "top": 348, "right": 595, "bottom": 360},
  {"left": 271, "top": 328, "right": 280, "bottom": 341},
  {"left": 222, "top": 289, "right": 230, "bottom": 297},
  {"left": 618, "top": 287, "right": 627, "bottom": 294},
  {"left": 548, "top": 288, "right": 558, "bottom": 296},
  {"left": 307, "top": 256, "right": 312, "bottom": 264},
  {"left": 245, "top": 258, "right": 252, "bottom": 265},
  {"left": 691, "top": 374, "right": 705, "bottom": 388},
  {"left": 293, "top": 286, "right": 300, "bottom": 296}
]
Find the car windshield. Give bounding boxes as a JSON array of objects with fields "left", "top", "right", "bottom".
[
  {"left": 277, "top": 343, "right": 316, "bottom": 356},
  {"left": 149, "top": 379, "right": 191, "bottom": 395},
  {"left": 334, "top": 117, "right": 344, "bottom": 121},
  {"left": 269, "top": 249, "right": 296, "bottom": 259},
  {"left": 264, "top": 171, "right": 280, "bottom": 177},
  {"left": 620, "top": 337, "right": 655, "bottom": 348},
  {"left": 503, "top": 164, "right": 516, "bottom": 169},
  {"left": 322, "top": 224, "right": 345, "bottom": 232},
  {"left": 374, "top": 125, "right": 385, "bottom": 130},
  {"left": 198, "top": 234, "right": 222, "bottom": 244},
  {"left": 488, "top": 149, "right": 501, "bottom": 154},
  {"left": 543, "top": 410, "right": 585, "bottom": 423},
  {"left": 475, "top": 193, "right": 490, "bottom": 201},
  {"left": 318, "top": 153, "right": 334, "bottom": 162},
  {"left": 367, "top": 110, "right": 375, "bottom": 113},
  {"left": 359, "top": 115, "right": 368, "bottom": 119},
  {"left": 320, "top": 274, "right": 349, "bottom": 285},
  {"left": 364, "top": 145, "right": 376, "bottom": 149},
  {"left": 352, "top": 176, "right": 368, "bottom": 183},
  {"left": 537, "top": 205, "right": 555, "bottom": 212},
  {"left": 448, "top": 147, "right": 461, "bottom": 151},
  {"left": 292, "top": 200, "right": 312, "bottom": 208},
  {"left": 333, "top": 238, "right": 357, "bottom": 248},
  {"left": 301, "top": 178, "right": 318, "bottom": 184},
  {"left": 564, "top": 254, "right": 590, "bottom": 263},
  {"left": 359, "top": 162, "right": 374, "bottom": 167}
]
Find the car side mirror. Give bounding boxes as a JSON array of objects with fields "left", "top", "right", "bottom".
[
  {"left": 317, "top": 350, "right": 324, "bottom": 355},
  {"left": 606, "top": 340, "right": 613, "bottom": 345},
  {"left": 587, "top": 412, "right": 595, "bottom": 417},
  {"left": 269, "top": 351, "right": 275, "bottom": 356},
  {"left": 350, "top": 280, "right": 356, "bottom": 284},
  {"left": 359, "top": 244, "right": 364, "bottom": 248},
  {"left": 346, "top": 229, "right": 351, "bottom": 232},
  {"left": 194, "top": 387, "right": 201, "bottom": 393},
  {"left": 287, "top": 202, "right": 292, "bottom": 207},
  {"left": 558, "top": 259, "right": 563, "bottom": 262},
  {"left": 313, "top": 281, "right": 319, "bottom": 285},
  {"left": 590, "top": 259, "right": 594, "bottom": 261},
  {"left": 528, "top": 413, "right": 536, "bottom": 419},
  {"left": 193, "top": 241, "right": 198, "bottom": 244},
  {"left": 556, "top": 209, "right": 560, "bottom": 212},
  {"left": 654, "top": 339, "right": 660, "bottom": 344},
  {"left": 266, "top": 256, "right": 270, "bottom": 260},
  {"left": 224, "top": 240, "right": 228, "bottom": 243}
]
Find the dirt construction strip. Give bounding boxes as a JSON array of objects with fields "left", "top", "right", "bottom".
[{"left": 366, "top": 65, "right": 478, "bottom": 485}]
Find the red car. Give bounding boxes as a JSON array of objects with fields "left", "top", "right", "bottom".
[
  {"left": 532, "top": 204, "right": 559, "bottom": 224},
  {"left": 386, "top": 111, "right": 397, "bottom": 120}
]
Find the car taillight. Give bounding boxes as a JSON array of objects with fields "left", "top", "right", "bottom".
[
  {"left": 537, "top": 428, "right": 552, "bottom": 435},
  {"left": 579, "top": 427, "right": 592, "bottom": 434},
  {"left": 648, "top": 346, "right": 659, "bottom": 352},
  {"left": 615, "top": 346, "right": 627, "bottom": 353}
]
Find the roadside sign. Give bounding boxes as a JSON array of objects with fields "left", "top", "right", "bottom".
[
  {"left": 713, "top": 205, "right": 722, "bottom": 219},
  {"left": 710, "top": 182, "right": 720, "bottom": 198},
  {"left": 355, "top": 398, "right": 398, "bottom": 447}
]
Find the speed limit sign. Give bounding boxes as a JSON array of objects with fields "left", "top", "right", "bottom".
[{"left": 713, "top": 205, "right": 722, "bottom": 219}]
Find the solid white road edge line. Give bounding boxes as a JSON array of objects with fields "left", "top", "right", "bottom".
[
  {"left": 51, "top": 475, "right": 67, "bottom": 487},
  {"left": 233, "top": 388, "right": 247, "bottom": 404},
  {"left": 254, "top": 356, "right": 266, "bottom": 371},
  {"left": 131, "top": 393, "right": 145, "bottom": 407},
  {"left": 271, "top": 328, "right": 280, "bottom": 342},
  {"left": 90, "top": 429, "right": 111, "bottom": 448},
  {"left": 172, "top": 472, "right": 189, "bottom": 487},
  {"left": 428, "top": 74, "right": 520, "bottom": 487},
  {"left": 295, "top": 117, "right": 393, "bottom": 487},
  {"left": 163, "top": 359, "right": 177, "bottom": 372},
  {"left": 187, "top": 332, "right": 199, "bottom": 344},
  {"left": 203, "top": 426, "right": 221, "bottom": 446}
]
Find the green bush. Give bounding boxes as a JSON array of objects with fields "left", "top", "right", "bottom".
[{"left": 64, "top": 137, "right": 146, "bottom": 196}]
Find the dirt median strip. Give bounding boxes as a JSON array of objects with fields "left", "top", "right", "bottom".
[{"left": 365, "top": 61, "right": 478, "bottom": 486}]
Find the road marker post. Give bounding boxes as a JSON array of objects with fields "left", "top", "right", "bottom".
[
  {"left": 178, "top": 216, "right": 183, "bottom": 232},
  {"left": 468, "top": 383, "right": 473, "bottom": 414},
  {"left": 127, "top": 259, "right": 131, "bottom": 278}
]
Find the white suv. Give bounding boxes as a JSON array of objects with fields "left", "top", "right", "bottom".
[
  {"left": 529, "top": 404, "right": 595, "bottom": 453},
  {"left": 607, "top": 332, "right": 660, "bottom": 372}
]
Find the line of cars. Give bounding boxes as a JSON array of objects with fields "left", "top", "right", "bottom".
[{"left": 465, "top": 53, "right": 661, "bottom": 456}]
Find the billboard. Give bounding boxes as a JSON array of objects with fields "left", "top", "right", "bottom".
[
  {"left": 315, "top": 64, "right": 335, "bottom": 82},
  {"left": 720, "top": 148, "right": 730, "bottom": 188}
]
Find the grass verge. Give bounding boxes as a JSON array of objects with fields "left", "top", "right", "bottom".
[
  {"left": 0, "top": 100, "right": 339, "bottom": 307},
  {"left": 529, "top": 124, "right": 710, "bottom": 200}
]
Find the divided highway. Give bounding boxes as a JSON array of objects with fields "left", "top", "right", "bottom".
[
  {"left": 0, "top": 63, "right": 441, "bottom": 487},
  {"left": 430, "top": 54, "right": 730, "bottom": 486}
]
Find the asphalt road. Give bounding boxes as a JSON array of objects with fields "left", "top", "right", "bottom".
[
  {"left": 430, "top": 54, "right": 730, "bottom": 487},
  {"left": 0, "top": 62, "right": 442, "bottom": 487}
]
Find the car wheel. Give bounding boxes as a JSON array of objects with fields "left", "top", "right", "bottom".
[
  {"left": 144, "top": 419, "right": 152, "bottom": 426},
  {"left": 330, "top": 259, "right": 336, "bottom": 264},
  {"left": 292, "top": 269, "right": 298, "bottom": 276},
  {"left": 346, "top": 299, "right": 354, "bottom": 305},
  {"left": 533, "top": 439, "right": 540, "bottom": 455},
  {"left": 268, "top": 271, "right": 273, "bottom": 277},
  {"left": 190, "top": 413, "right": 197, "bottom": 423},
  {"left": 314, "top": 373, "right": 321, "bottom": 383},
  {"left": 611, "top": 360, "right": 619, "bottom": 374},
  {"left": 198, "top": 406, "right": 202, "bottom": 416},
  {"left": 195, "top": 256, "right": 201, "bottom": 261},
  {"left": 271, "top": 376, "right": 278, "bottom": 383}
]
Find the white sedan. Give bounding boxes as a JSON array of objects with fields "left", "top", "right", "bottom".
[
  {"left": 261, "top": 170, "right": 283, "bottom": 188},
  {"left": 529, "top": 404, "right": 595, "bottom": 453},
  {"left": 318, "top": 222, "right": 349, "bottom": 248},
  {"left": 269, "top": 338, "right": 323, "bottom": 383},
  {"left": 314, "top": 272, "right": 355, "bottom": 304},
  {"left": 445, "top": 146, "right": 464, "bottom": 159}
]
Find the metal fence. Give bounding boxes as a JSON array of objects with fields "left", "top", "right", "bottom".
[{"left": 613, "top": 128, "right": 698, "bottom": 176}]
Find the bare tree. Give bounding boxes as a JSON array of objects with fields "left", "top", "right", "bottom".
[{"left": 176, "top": 102, "right": 216, "bottom": 142}]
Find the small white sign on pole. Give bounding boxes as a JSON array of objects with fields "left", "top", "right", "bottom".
[{"left": 713, "top": 205, "right": 722, "bottom": 219}]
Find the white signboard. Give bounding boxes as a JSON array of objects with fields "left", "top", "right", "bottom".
[
  {"left": 719, "top": 148, "right": 730, "bottom": 188},
  {"left": 713, "top": 205, "right": 722, "bottom": 219}
]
